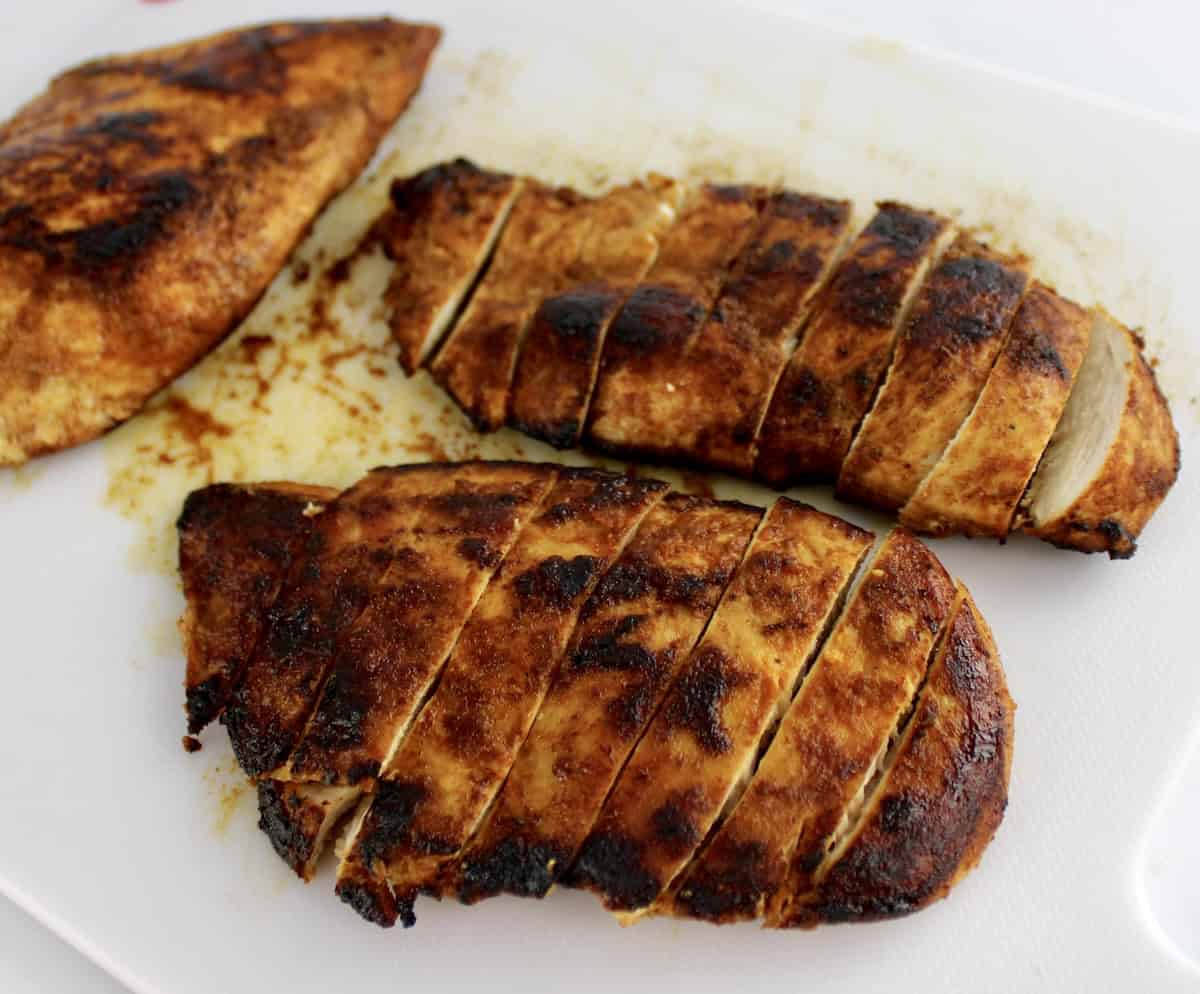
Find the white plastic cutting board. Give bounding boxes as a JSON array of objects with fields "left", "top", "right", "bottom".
[{"left": 1, "top": 3, "right": 1198, "bottom": 993}]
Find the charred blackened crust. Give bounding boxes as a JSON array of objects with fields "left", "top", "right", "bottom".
[
  {"left": 770, "top": 589, "right": 1013, "bottom": 927},
  {"left": 256, "top": 779, "right": 360, "bottom": 880},
  {"left": 178, "top": 481, "right": 336, "bottom": 734},
  {"left": 0, "top": 18, "right": 440, "bottom": 466}
]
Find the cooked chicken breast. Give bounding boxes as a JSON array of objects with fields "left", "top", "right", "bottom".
[
  {"left": 837, "top": 235, "right": 1030, "bottom": 511},
  {"left": 179, "top": 462, "right": 1013, "bottom": 931},
  {"left": 0, "top": 19, "right": 440, "bottom": 466},
  {"left": 509, "top": 177, "right": 684, "bottom": 448},
  {"left": 661, "top": 529, "right": 955, "bottom": 923},
  {"left": 381, "top": 162, "right": 1179, "bottom": 556},
  {"left": 754, "top": 204, "right": 953, "bottom": 485},
  {"left": 572, "top": 499, "right": 871, "bottom": 920},
  {"left": 1019, "top": 311, "right": 1179, "bottom": 557},
  {"left": 768, "top": 587, "right": 1012, "bottom": 927},
  {"left": 585, "top": 184, "right": 766, "bottom": 456},
  {"left": 456, "top": 494, "right": 761, "bottom": 906},
  {"left": 429, "top": 183, "right": 594, "bottom": 430},
  {"left": 380, "top": 159, "right": 523, "bottom": 374},
  {"left": 178, "top": 481, "right": 336, "bottom": 734},
  {"left": 901, "top": 283, "right": 1093, "bottom": 537},
  {"left": 284, "top": 463, "right": 555, "bottom": 785},
  {"left": 334, "top": 470, "right": 666, "bottom": 927}
]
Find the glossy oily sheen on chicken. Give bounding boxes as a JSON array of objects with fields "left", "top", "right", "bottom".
[
  {"left": 178, "top": 460, "right": 1014, "bottom": 933},
  {"left": 377, "top": 160, "right": 1178, "bottom": 558}
]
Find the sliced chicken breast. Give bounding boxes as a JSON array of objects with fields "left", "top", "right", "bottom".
[
  {"left": 509, "top": 176, "right": 684, "bottom": 449},
  {"left": 284, "top": 463, "right": 556, "bottom": 785},
  {"left": 901, "top": 282, "right": 1093, "bottom": 537},
  {"left": 257, "top": 780, "right": 362, "bottom": 881},
  {"left": 380, "top": 159, "right": 523, "bottom": 373},
  {"left": 333, "top": 470, "right": 667, "bottom": 927},
  {"left": 571, "top": 499, "right": 872, "bottom": 920},
  {"left": 754, "top": 204, "right": 953, "bottom": 485},
  {"left": 661, "top": 529, "right": 955, "bottom": 923},
  {"left": 837, "top": 235, "right": 1030, "bottom": 511},
  {"left": 1020, "top": 310, "right": 1179, "bottom": 557},
  {"left": 456, "top": 494, "right": 761, "bottom": 906}
]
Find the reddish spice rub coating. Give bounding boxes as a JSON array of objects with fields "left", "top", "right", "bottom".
[
  {"left": 754, "top": 203, "right": 952, "bottom": 485},
  {"left": 768, "top": 587, "right": 1012, "bottom": 927},
  {"left": 333, "top": 469, "right": 667, "bottom": 927},
  {"left": 178, "top": 481, "right": 336, "bottom": 734},
  {"left": 571, "top": 499, "right": 872, "bottom": 918},
  {"left": 455, "top": 493, "right": 761, "bottom": 907},
  {"left": 285, "top": 462, "right": 556, "bottom": 786}
]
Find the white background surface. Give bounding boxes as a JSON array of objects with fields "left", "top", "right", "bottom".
[{"left": 1, "top": 1, "right": 1197, "bottom": 990}]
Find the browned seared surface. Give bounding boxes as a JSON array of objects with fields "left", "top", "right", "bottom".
[
  {"left": 285, "top": 462, "right": 555, "bottom": 785},
  {"left": 584, "top": 183, "right": 766, "bottom": 457},
  {"left": 754, "top": 204, "right": 952, "bottom": 485},
  {"left": 662, "top": 529, "right": 955, "bottom": 924},
  {"left": 429, "top": 182, "right": 594, "bottom": 430},
  {"left": 837, "top": 236, "right": 1030, "bottom": 511},
  {"left": 179, "top": 463, "right": 1014, "bottom": 929},
  {"left": 380, "top": 159, "right": 522, "bottom": 373},
  {"left": 572, "top": 499, "right": 871, "bottom": 918},
  {"left": 901, "top": 283, "right": 1093, "bottom": 537},
  {"left": 456, "top": 493, "right": 760, "bottom": 906},
  {"left": 0, "top": 18, "right": 440, "bottom": 466},
  {"left": 335, "top": 470, "right": 667, "bottom": 927},
  {"left": 768, "top": 588, "right": 1012, "bottom": 927},
  {"left": 603, "top": 192, "right": 853, "bottom": 474},
  {"left": 178, "top": 481, "right": 336, "bottom": 734},
  {"left": 509, "top": 177, "right": 684, "bottom": 449}
]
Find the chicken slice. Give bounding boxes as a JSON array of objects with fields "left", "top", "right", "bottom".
[
  {"left": 1019, "top": 310, "right": 1179, "bottom": 557},
  {"left": 334, "top": 470, "right": 668, "bottom": 926},
  {"left": 178, "top": 481, "right": 336, "bottom": 734},
  {"left": 256, "top": 780, "right": 362, "bottom": 881},
  {"left": 599, "top": 192, "right": 853, "bottom": 474},
  {"left": 660, "top": 528, "right": 954, "bottom": 924},
  {"left": 754, "top": 204, "right": 954, "bottom": 485},
  {"left": 428, "top": 182, "right": 594, "bottom": 430},
  {"left": 223, "top": 467, "right": 450, "bottom": 778},
  {"left": 508, "top": 176, "right": 685, "bottom": 449},
  {"left": 380, "top": 159, "right": 523, "bottom": 373},
  {"left": 900, "top": 283, "right": 1093, "bottom": 537},
  {"left": 571, "top": 499, "right": 872, "bottom": 921},
  {"left": 837, "top": 235, "right": 1030, "bottom": 511},
  {"left": 768, "top": 587, "right": 1012, "bottom": 927},
  {"left": 455, "top": 494, "right": 761, "bottom": 908},
  {"left": 0, "top": 19, "right": 440, "bottom": 466},
  {"left": 284, "top": 462, "right": 556, "bottom": 785},
  {"left": 584, "top": 184, "right": 766, "bottom": 456}
]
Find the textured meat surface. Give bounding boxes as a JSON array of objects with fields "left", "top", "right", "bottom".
[
  {"left": 572, "top": 499, "right": 871, "bottom": 917},
  {"left": 285, "top": 462, "right": 556, "bottom": 785},
  {"left": 585, "top": 184, "right": 765, "bottom": 456},
  {"left": 607, "top": 192, "right": 853, "bottom": 474},
  {"left": 769, "top": 588, "right": 1012, "bottom": 927},
  {"left": 177, "top": 481, "right": 337, "bottom": 734},
  {"left": 335, "top": 470, "right": 667, "bottom": 926},
  {"left": 837, "top": 235, "right": 1030, "bottom": 511},
  {"left": 901, "top": 283, "right": 1093, "bottom": 537},
  {"left": 256, "top": 780, "right": 362, "bottom": 880},
  {"left": 429, "top": 182, "right": 594, "bottom": 430},
  {"left": 509, "top": 176, "right": 684, "bottom": 449},
  {"left": 0, "top": 18, "right": 440, "bottom": 465},
  {"left": 664, "top": 529, "right": 954, "bottom": 923},
  {"left": 456, "top": 494, "right": 760, "bottom": 905},
  {"left": 755, "top": 204, "right": 951, "bottom": 485},
  {"left": 380, "top": 159, "right": 522, "bottom": 373}
]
